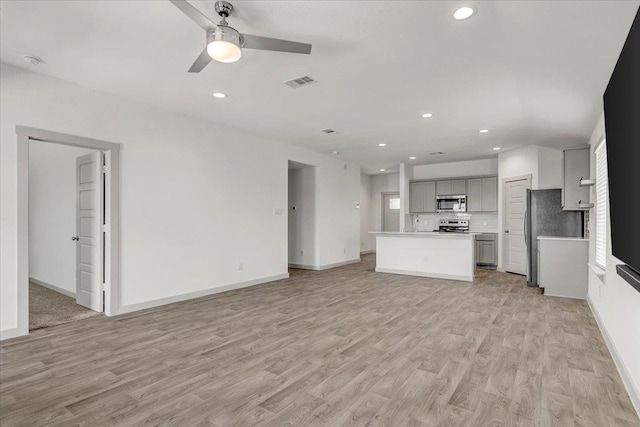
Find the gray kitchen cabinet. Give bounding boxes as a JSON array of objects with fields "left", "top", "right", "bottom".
[
  {"left": 562, "top": 147, "right": 590, "bottom": 210},
  {"left": 437, "top": 179, "right": 465, "bottom": 195},
  {"left": 410, "top": 182, "right": 425, "bottom": 213},
  {"left": 467, "top": 179, "right": 483, "bottom": 212},
  {"left": 482, "top": 177, "right": 498, "bottom": 211},
  {"left": 475, "top": 233, "right": 497, "bottom": 266},
  {"left": 436, "top": 180, "right": 452, "bottom": 196},
  {"left": 466, "top": 177, "right": 497, "bottom": 212},
  {"left": 451, "top": 179, "right": 466, "bottom": 195},
  {"left": 410, "top": 181, "right": 436, "bottom": 213},
  {"left": 424, "top": 182, "right": 436, "bottom": 212}
]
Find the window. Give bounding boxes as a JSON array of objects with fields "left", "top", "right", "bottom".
[
  {"left": 389, "top": 198, "right": 400, "bottom": 210},
  {"left": 595, "top": 140, "right": 608, "bottom": 268}
]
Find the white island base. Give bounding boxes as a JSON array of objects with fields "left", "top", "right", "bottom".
[{"left": 371, "top": 232, "right": 476, "bottom": 282}]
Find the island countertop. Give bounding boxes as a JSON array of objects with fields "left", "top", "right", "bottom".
[{"left": 369, "top": 231, "right": 480, "bottom": 239}]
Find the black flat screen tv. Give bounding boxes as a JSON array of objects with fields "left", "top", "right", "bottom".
[{"left": 603, "top": 6, "right": 640, "bottom": 282}]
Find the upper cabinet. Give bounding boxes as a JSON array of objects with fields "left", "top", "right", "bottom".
[
  {"left": 562, "top": 147, "right": 591, "bottom": 210},
  {"left": 482, "top": 177, "right": 498, "bottom": 211},
  {"left": 467, "top": 177, "right": 497, "bottom": 212},
  {"left": 410, "top": 176, "right": 497, "bottom": 213},
  {"left": 410, "top": 181, "right": 436, "bottom": 213},
  {"left": 436, "top": 179, "right": 466, "bottom": 195}
]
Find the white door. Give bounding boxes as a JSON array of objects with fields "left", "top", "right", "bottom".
[
  {"left": 504, "top": 178, "right": 530, "bottom": 275},
  {"left": 383, "top": 193, "right": 401, "bottom": 232},
  {"left": 75, "top": 152, "right": 104, "bottom": 312}
]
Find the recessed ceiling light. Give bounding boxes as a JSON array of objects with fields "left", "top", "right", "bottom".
[
  {"left": 453, "top": 6, "right": 476, "bottom": 20},
  {"left": 493, "top": 147, "right": 501, "bottom": 151},
  {"left": 379, "top": 169, "right": 386, "bottom": 172},
  {"left": 331, "top": 150, "right": 340, "bottom": 155},
  {"left": 378, "top": 143, "right": 387, "bottom": 147},
  {"left": 23, "top": 55, "right": 43, "bottom": 66},
  {"left": 479, "top": 129, "right": 489, "bottom": 133},
  {"left": 409, "top": 156, "right": 416, "bottom": 160},
  {"left": 421, "top": 113, "right": 433, "bottom": 118},
  {"left": 212, "top": 92, "right": 226, "bottom": 98}
]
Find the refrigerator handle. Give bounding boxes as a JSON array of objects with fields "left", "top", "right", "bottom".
[{"left": 524, "top": 207, "right": 528, "bottom": 246}]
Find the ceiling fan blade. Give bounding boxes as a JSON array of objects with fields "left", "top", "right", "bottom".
[
  {"left": 169, "top": 0, "right": 218, "bottom": 31},
  {"left": 241, "top": 34, "right": 312, "bottom": 55},
  {"left": 188, "top": 48, "right": 213, "bottom": 73}
]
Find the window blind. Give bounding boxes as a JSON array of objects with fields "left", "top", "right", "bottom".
[{"left": 595, "top": 140, "right": 608, "bottom": 268}]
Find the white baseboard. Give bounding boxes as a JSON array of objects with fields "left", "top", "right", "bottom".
[
  {"left": 375, "top": 267, "right": 473, "bottom": 282},
  {"left": 587, "top": 295, "right": 640, "bottom": 417},
  {"left": 116, "top": 273, "right": 290, "bottom": 315},
  {"left": 360, "top": 250, "right": 376, "bottom": 255},
  {"left": 288, "top": 258, "right": 361, "bottom": 271},
  {"left": 29, "top": 277, "right": 76, "bottom": 298},
  {"left": 0, "top": 327, "right": 19, "bottom": 341}
]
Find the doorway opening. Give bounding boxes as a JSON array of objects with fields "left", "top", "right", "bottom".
[
  {"left": 382, "top": 192, "right": 401, "bottom": 232},
  {"left": 28, "top": 141, "right": 104, "bottom": 330},
  {"left": 16, "top": 127, "right": 120, "bottom": 337},
  {"left": 287, "top": 160, "right": 317, "bottom": 270}
]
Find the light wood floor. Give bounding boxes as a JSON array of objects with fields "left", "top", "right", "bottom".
[{"left": 1, "top": 255, "right": 637, "bottom": 426}]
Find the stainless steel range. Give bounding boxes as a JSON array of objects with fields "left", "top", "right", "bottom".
[{"left": 436, "top": 219, "right": 469, "bottom": 233}]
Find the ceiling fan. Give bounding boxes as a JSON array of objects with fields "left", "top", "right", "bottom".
[{"left": 169, "top": 0, "right": 312, "bottom": 72}]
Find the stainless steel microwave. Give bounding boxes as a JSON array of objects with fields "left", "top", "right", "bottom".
[{"left": 436, "top": 195, "right": 467, "bottom": 213}]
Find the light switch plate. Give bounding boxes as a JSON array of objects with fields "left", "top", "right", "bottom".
[{"left": 274, "top": 208, "right": 283, "bottom": 215}]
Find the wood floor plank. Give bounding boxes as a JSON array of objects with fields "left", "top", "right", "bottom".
[{"left": 0, "top": 255, "right": 636, "bottom": 426}]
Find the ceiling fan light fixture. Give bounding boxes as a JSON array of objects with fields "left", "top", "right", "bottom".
[{"left": 207, "top": 27, "right": 242, "bottom": 63}]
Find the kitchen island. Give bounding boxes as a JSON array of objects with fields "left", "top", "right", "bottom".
[{"left": 370, "top": 232, "right": 477, "bottom": 282}]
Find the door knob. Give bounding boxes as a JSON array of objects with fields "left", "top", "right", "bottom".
[
  {"left": 505, "top": 230, "right": 509, "bottom": 234},
  {"left": 72, "top": 236, "right": 79, "bottom": 241}
]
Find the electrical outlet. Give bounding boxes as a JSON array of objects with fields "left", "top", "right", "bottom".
[
  {"left": 238, "top": 262, "right": 243, "bottom": 271},
  {"left": 483, "top": 221, "right": 488, "bottom": 226},
  {"left": 300, "top": 250, "right": 304, "bottom": 257},
  {"left": 343, "top": 247, "right": 347, "bottom": 254}
]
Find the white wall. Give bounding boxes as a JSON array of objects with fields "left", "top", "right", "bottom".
[
  {"left": 28, "top": 142, "right": 95, "bottom": 294},
  {"left": 285, "top": 147, "right": 361, "bottom": 269},
  {"left": 412, "top": 158, "right": 498, "bottom": 180},
  {"left": 288, "top": 167, "right": 317, "bottom": 266},
  {"left": 1, "top": 63, "right": 361, "bottom": 337},
  {"left": 586, "top": 114, "right": 640, "bottom": 414},
  {"left": 359, "top": 174, "right": 374, "bottom": 252}
]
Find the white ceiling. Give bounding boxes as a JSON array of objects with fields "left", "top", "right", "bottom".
[{"left": 1, "top": 1, "right": 638, "bottom": 174}]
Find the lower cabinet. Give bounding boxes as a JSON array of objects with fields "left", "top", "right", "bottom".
[
  {"left": 475, "top": 234, "right": 497, "bottom": 266},
  {"left": 538, "top": 238, "right": 588, "bottom": 299}
]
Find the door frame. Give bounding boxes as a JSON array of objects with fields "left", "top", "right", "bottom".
[
  {"left": 501, "top": 174, "right": 531, "bottom": 274},
  {"left": 381, "top": 192, "right": 400, "bottom": 232},
  {"left": 16, "top": 126, "right": 121, "bottom": 336}
]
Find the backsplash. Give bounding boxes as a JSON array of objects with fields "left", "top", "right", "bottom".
[{"left": 408, "top": 212, "right": 499, "bottom": 232}]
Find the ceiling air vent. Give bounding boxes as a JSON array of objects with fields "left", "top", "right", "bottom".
[
  {"left": 284, "top": 75, "right": 317, "bottom": 89},
  {"left": 321, "top": 129, "right": 338, "bottom": 135}
]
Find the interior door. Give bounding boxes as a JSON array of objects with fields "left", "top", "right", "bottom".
[
  {"left": 383, "top": 193, "right": 400, "bottom": 232},
  {"left": 504, "top": 178, "right": 530, "bottom": 275},
  {"left": 76, "top": 152, "right": 104, "bottom": 312}
]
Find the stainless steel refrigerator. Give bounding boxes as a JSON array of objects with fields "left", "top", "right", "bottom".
[{"left": 526, "top": 189, "right": 583, "bottom": 287}]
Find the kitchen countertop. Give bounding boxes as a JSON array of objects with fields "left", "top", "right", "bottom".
[
  {"left": 537, "top": 236, "right": 589, "bottom": 241},
  {"left": 370, "top": 231, "right": 479, "bottom": 239}
]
